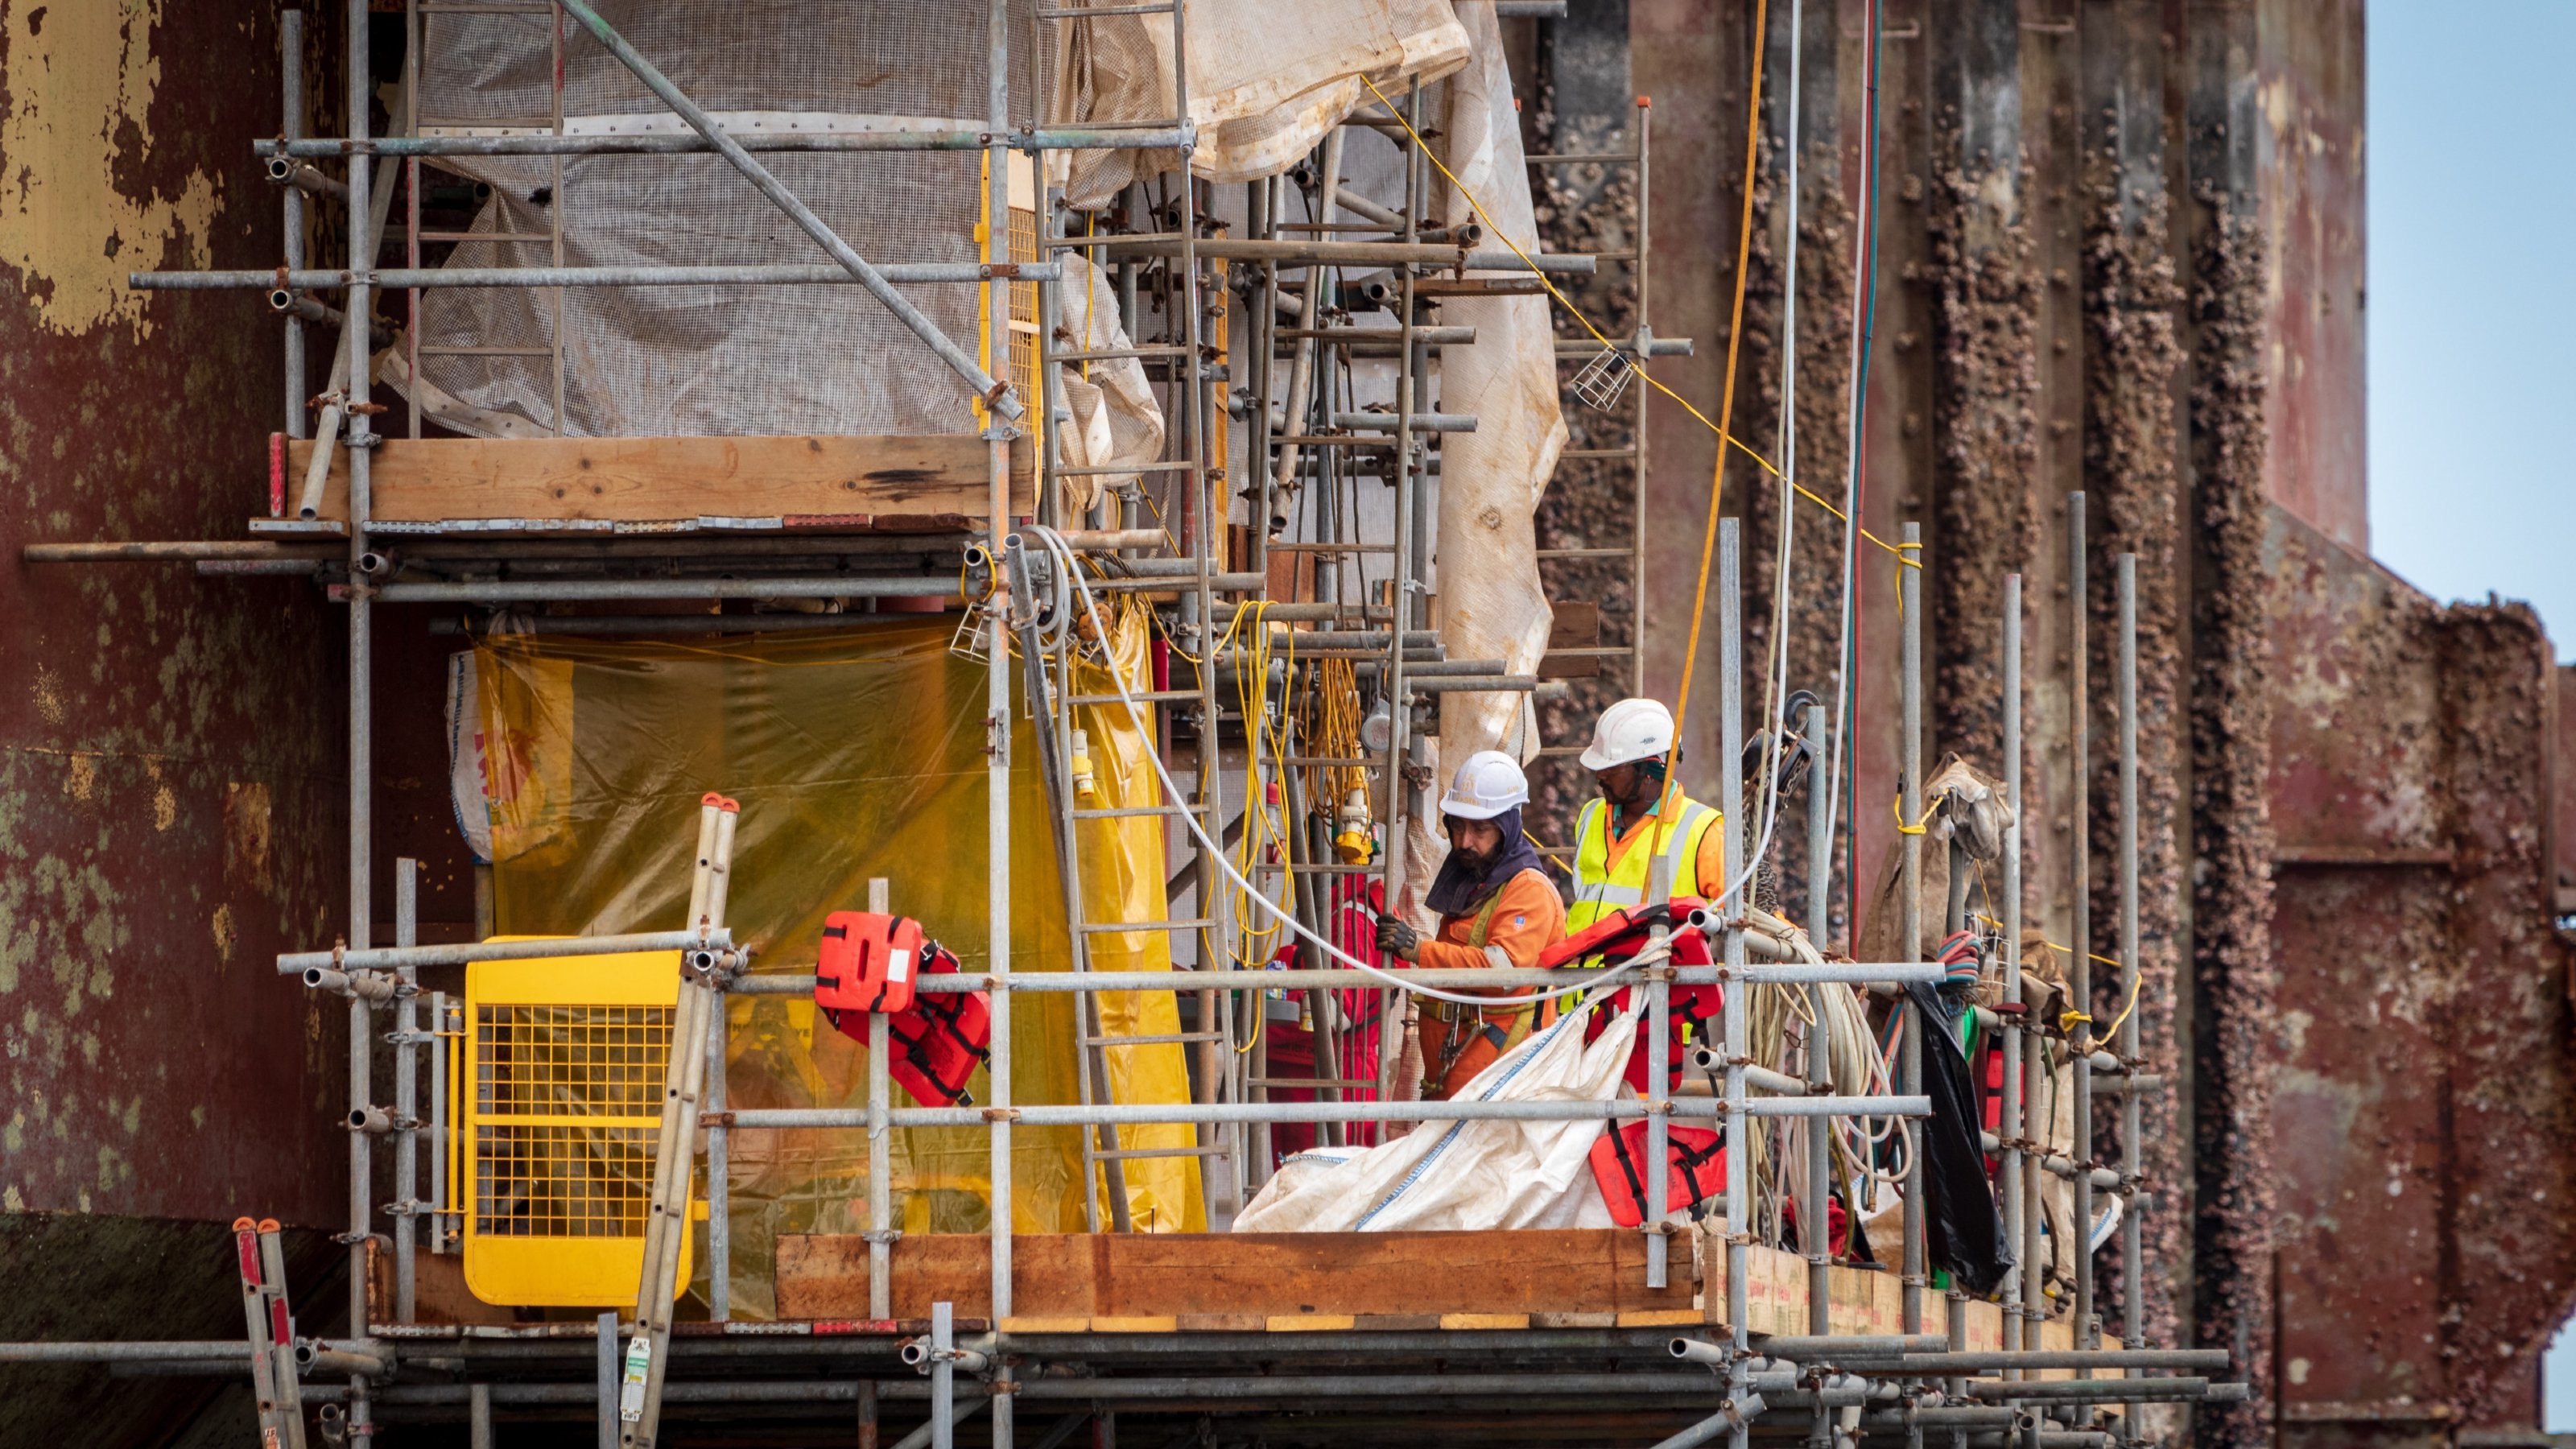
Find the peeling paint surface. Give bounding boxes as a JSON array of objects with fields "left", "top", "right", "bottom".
[
  {"left": 0, "top": 0, "right": 223, "bottom": 338},
  {"left": 0, "top": 3, "right": 347, "bottom": 1439}
]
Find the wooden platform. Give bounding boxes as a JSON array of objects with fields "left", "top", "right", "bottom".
[
  {"left": 281, "top": 433, "right": 1034, "bottom": 535},
  {"left": 774, "top": 1229, "right": 2115, "bottom": 1376}
]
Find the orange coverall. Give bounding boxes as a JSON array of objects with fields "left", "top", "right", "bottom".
[{"left": 1413, "top": 867, "right": 1568, "bottom": 1098}]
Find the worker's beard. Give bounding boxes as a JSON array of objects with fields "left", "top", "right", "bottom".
[
  {"left": 1603, "top": 762, "right": 1666, "bottom": 815},
  {"left": 1447, "top": 839, "right": 1495, "bottom": 873}
]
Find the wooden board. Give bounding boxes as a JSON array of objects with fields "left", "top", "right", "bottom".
[
  {"left": 281, "top": 433, "right": 1033, "bottom": 533},
  {"left": 776, "top": 1229, "right": 2120, "bottom": 1360},
  {"left": 1541, "top": 600, "right": 1602, "bottom": 679},
  {"left": 775, "top": 1230, "right": 1700, "bottom": 1323}
]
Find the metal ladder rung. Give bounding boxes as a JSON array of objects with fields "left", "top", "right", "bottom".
[
  {"left": 1067, "top": 688, "right": 1203, "bottom": 705},
  {"left": 1092, "top": 1144, "right": 1234, "bottom": 1161},
  {"left": 1249, "top": 1078, "right": 1381, "bottom": 1090},
  {"left": 1077, "top": 917, "right": 1216, "bottom": 933},
  {"left": 1055, "top": 345, "right": 1193, "bottom": 362},
  {"left": 1538, "top": 547, "right": 1635, "bottom": 559},
  {"left": 1083, "top": 1031, "right": 1228, "bottom": 1046},
  {"left": 1071, "top": 803, "right": 1197, "bottom": 819},
  {"left": 1038, "top": 3, "right": 1180, "bottom": 16},
  {"left": 1053, "top": 231, "right": 1192, "bottom": 249}
]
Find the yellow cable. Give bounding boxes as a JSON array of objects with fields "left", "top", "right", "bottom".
[
  {"left": 1891, "top": 795, "right": 1934, "bottom": 836},
  {"left": 2099, "top": 969, "right": 2145, "bottom": 1042},
  {"left": 1793, "top": 478, "right": 1921, "bottom": 566},
  {"left": 1970, "top": 912, "right": 2123, "bottom": 974},
  {"left": 1227, "top": 602, "right": 1294, "bottom": 966}
]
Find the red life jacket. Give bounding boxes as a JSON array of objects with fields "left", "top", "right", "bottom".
[
  {"left": 1540, "top": 898, "right": 1725, "bottom": 1093},
  {"left": 1780, "top": 1191, "right": 1852, "bottom": 1258},
  {"left": 1587, "top": 1118, "right": 1727, "bottom": 1228},
  {"left": 818, "top": 927, "right": 990, "bottom": 1108},
  {"left": 815, "top": 910, "right": 923, "bottom": 1017}
]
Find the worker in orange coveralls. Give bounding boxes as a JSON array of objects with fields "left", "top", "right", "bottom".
[{"left": 1373, "top": 750, "right": 1567, "bottom": 1098}]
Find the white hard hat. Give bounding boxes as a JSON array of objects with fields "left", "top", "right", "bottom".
[
  {"left": 1579, "top": 697, "right": 1675, "bottom": 772},
  {"left": 1439, "top": 749, "right": 1530, "bottom": 820}
]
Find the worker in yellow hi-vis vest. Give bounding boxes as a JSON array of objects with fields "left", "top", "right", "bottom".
[{"left": 1568, "top": 698, "right": 1726, "bottom": 942}]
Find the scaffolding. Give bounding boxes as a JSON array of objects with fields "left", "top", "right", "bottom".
[{"left": 6, "top": 2, "right": 2230, "bottom": 1446}]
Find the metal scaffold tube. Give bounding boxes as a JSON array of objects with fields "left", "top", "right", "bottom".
[
  {"left": 980, "top": 12, "right": 1018, "bottom": 1443},
  {"left": 724, "top": 961, "right": 1946, "bottom": 995},
  {"left": 2066, "top": 493, "right": 2094, "bottom": 1355},
  {"left": 1898, "top": 520, "right": 1925, "bottom": 1342},
  {"left": 2000, "top": 575, "right": 2028, "bottom": 1363},
  {"left": 1716, "top": 521, "right": 1745, "bottom": 1331},
  {"left": 2116, "top": 552, "right": 2142, "bottom": 1352},
  {"left": 343, "top": 14, "right": 376, "bottom": 1449}
]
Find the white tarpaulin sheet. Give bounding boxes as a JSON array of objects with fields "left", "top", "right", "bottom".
[
  {"left": 1049, "top": 0, "right": 1470, "bottom": 205},
  {"left": 1053, "top": 251, "right": 1165, "bottom": 513},
  {"left": 1233, "top": 1001, "right": 1634, "bottom": 1232},
  {"left": 1400, "top": 2, "right": 1567, "bottom": 920}
]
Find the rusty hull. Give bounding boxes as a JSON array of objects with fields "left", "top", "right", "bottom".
[
  {"left": 0, "top": 2, "right": 350, "bottom": 1440},
  {"left": 2264, "top": 508, "right": 2576, "bottom": 1443}
]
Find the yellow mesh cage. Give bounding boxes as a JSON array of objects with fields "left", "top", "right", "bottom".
[
  {"left": 463, "top": 944, "right": 700, "bottom": 1307},
  {"left": 976, "top": 150, "right": 1042, "bottom": 452}
]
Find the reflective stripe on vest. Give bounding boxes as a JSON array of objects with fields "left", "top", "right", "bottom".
[{"left": 1566, "top": 795, "right": 1719, "bottom": 937}]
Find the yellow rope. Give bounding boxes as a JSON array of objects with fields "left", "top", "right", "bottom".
[
  {"left": 1892, "top": 795, "right": 1935, "bottom": 836},
  {"left": 1793, "top": 479, "right": 1920, "bottom": 566}
]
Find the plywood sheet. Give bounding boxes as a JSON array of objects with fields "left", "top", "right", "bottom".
[
  {"left": 280, "top": 433, "right": 1034, "bottom": 532},
  {"left": 775, "top": 1230, "right": 1700, "bottom": 1323}
]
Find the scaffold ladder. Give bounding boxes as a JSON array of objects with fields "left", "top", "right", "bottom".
[
  {"left": 1009, "top": 539, "right": 1240, "bottom": 1234},
  {"left": 233, "top": 1216, "right": 307, "bottom": 1449},
  {"left": 618, "top": 793, "right": 740, "bottom": 1449},
  {"left": 1025, "top": 0, "right": 1244, "bottom": 1233}
]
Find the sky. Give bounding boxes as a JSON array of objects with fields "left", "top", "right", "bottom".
[
  {"left": 2368, "top": 0, "right": 2576, "bottom": 662},
  {"left": 2368, "top": 0, "right": 2576, "bottom": 1425}
]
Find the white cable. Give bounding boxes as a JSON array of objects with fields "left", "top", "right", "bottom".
[
  {"left": 1707, "top": 0, "right": 1804, "bottom": 919},
  {"left": 1818, "top": 0, "right": 1878, "bottom": 939},
  {"left": 1030, "top": 526, "right": 1651, "bottom": 1009}
]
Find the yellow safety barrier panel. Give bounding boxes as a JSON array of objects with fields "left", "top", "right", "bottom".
[{"left": 463, "top": 943, "right": 702, "bottom": 1308}]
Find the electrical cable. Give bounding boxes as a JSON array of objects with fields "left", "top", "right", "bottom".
[{"left": 1835, "top": 0, "right": 1886, "bottom": 941}]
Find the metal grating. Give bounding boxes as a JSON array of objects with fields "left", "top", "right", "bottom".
[{"left": 473, "top": 1003, "right": 671, "bottom": 1239}]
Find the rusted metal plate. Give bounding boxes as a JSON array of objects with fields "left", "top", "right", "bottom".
[
  {"left": 2264, "top": 508, "right": 2576, "bottom": 1440},
  {"left": 0, "top": 0, "right": 345, "bottom": 1222},
  {"left": 2256, "top": 0, "right": 2368, "bottom": 551},
  {"left": 0, "top": 2, "right": 353, "bottom": 1439}
]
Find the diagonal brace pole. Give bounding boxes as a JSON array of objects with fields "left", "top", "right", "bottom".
[{"left": 551, "top": 0, "right": 1025, "bottom": 422}]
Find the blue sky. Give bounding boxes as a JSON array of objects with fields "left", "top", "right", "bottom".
[
  {"left": 2370, "top": 0, "right": 2576, "bottom": 1426},
  {"left": 2369, "top": 0, "right": 2576, "bottom": 663}
]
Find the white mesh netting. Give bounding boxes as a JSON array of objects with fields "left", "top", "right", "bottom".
[{"left": 401, "top": 1, "right": 1038, "bottom": 439}]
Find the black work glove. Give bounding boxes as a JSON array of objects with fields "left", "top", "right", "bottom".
[{"left": 1373, "top": 912, "right": 1421, "bottom": 962}]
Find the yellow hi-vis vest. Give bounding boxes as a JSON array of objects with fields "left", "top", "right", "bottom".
[{"left": 1567, "top": 795, "right": 1721, "bottom": 936}]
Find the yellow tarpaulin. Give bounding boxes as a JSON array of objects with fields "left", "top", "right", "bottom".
[{"left": 477, "top": 613, "right": 1203, "bottom": 1318}]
